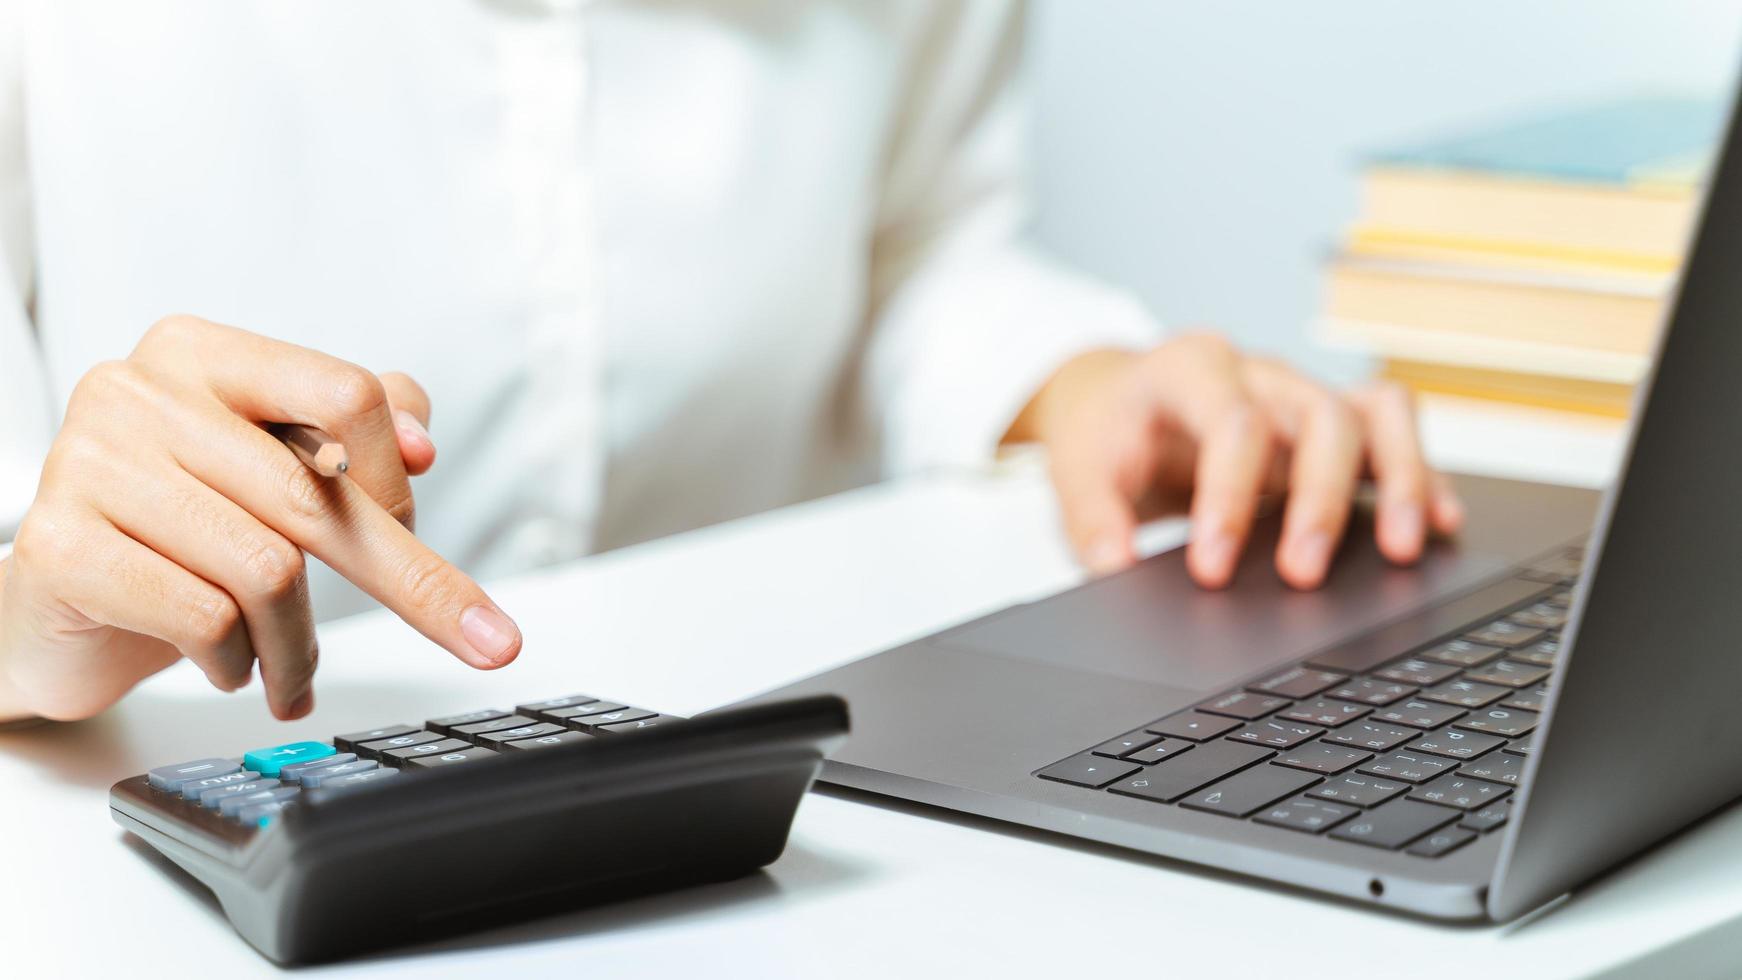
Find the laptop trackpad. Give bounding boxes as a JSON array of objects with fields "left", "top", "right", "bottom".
[{"left": 935, "top": 511, "right": 1513, "bottom": 691}]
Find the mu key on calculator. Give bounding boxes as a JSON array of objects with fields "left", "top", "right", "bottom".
[{"left": 111, "top": 691, "right": 849, "bottom": 964}]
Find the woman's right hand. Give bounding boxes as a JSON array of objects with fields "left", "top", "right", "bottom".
[{"left": 0, "top": 315, "right": 522, "bottom": 723}]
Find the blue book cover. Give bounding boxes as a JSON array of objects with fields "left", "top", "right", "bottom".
[{"left": 1370, "top": 96, "right": 1726, "bottom": 187}]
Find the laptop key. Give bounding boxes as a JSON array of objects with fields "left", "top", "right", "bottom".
[
  {"left": 1375, "top": 659, "right": 1460, "bottom": 686},
  {"left": 1274, "top": 742, "right": 1372, "bottom": 774},
  {"left": 1543, "top": 589, "right": 1573, "bottom": 608},
  {"left": 1464, "top": 661, "right": 1552, "bottom": 689},
  {"left": 1248, "top": 667, "right": 1347, "bottom": 700},
  {"left": 1461, "top": 751, "right": 1525, "bottom": 785},
  {"left": 1229, "top": 719, "right": 1323, "bottom": 749},
  {"left": 1148, "top": 711, "right": 1242, "bottom": 742},
  {"left": 1418, "top": 640, "right": 1503, "bottom": 668},
  {"left": 1371, "top": 699, "right": 1465, "bottom": 730},
  {"left": 1323, "top": 720, "right": 1418, "bottom": 752},
  {"left": 1420, "top": 679, "right": 1510, "bottom": 708},
  {"left": 1036, "top": 754, "right": 1142, "bottom": 789},
  {"left": 1463, "top": 620, "right": 1546, "bottom": 648},
  {"left": 1512, "top": 638, "right": 1561, "bottom": 667},
  {"left": 1504, "top": 732, "right": 1537, "bottom": 755},
  {"left": 1197, "top": 691, "right": 1292, "bottom": 721},
  {"left": 1459, "top": 802, "right": 1512, "bottom": 832},
  {"left": 1330, "top": 798, "right": 1458, "bottom": 849},
  {"left": 1106, "top": 741, "right": 1274, "bottom": 803},
  {"left": 1508, "top": 602, "right": 1569, "bottom": 629},
  {"left": 1278, "top": 699, "right": 1370, "bottom": 727},
  {"left": 1407, "top": 827, "right": 1478, "bottom": 858},
  {"left": 1501, "top": 686, "right": 1550, "bottom": 712},
  {"left": 1311, "top": 773, "right": 1408, "bottom": 807},
  {"left": 1327, "top": 678, "right": 1417, "bottom": 706},
  {"left": 1180, "top": 764, "right": 1320, "bottom": 817},
  {"left": 1408, "top": 772, "right": 1512, "bottom": 810},
  {"left": 1092, "top": 730, "right": 1162, "bottom": 759},
  {"left": 1522, "top": 553, "right": 1584, "bottom": 584},
  {"left": 1254, "top": 795, "right": 1358, "bottom": 833},
  {"left": 1455, "top": 707, "right": 1539, "bottom": 738},
  {"left": 1359, "top": 751, "right": 1458, "bottom": 784},
  {"left": 1408, "top": 727, "right": 1506, "bottom": 760},
  {"left": 1125, "top": 738, "right": 1193, "bottom": 764}
]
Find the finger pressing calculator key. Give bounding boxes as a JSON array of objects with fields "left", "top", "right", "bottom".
[{"left": 109, "top": 689, "right": 843, "bottom": 965}]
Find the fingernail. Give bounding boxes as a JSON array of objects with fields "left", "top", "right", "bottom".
[
  {"left": 461, "top": 604, "right": 521, "bottom": 666},
  {"left": 1086, "top": 536, "right": 1127, "bottom": 574},
  {"left": 395, "top": 408, "right": 432, "bottom": 447},
  {"left": 1289, "top": 530, "right": 1334, "bottom": 581}
]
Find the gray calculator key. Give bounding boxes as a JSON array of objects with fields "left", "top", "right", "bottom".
[
  {"left": 1273, "top": 742, "right": 1372, "bottom": 774},
  {"left": 385, "top": 738, "right": 474, "bottom": 763},
  {"left": 299, "top": 759, "right": 381, "bottom": 787},
  {"left": 501, "top": 730, "right": 595, "bottom": 751},
  {"left": 148, "top": 758, "right": 240, "bottom": 792},
  {"left": 1408, "top": 772, "right": 1512, "bottom": 810},
  {"left": 1180, "top": 764, "right": 1320, "bottom": 817},
  {"left": 279, "top": 753, "right": 359, "bottom": 784},
  {"left": 308, "top": 767, "right": 400, "bottom": 795},
  {"left": 1254, "top": 795, "right": 1358, "bottom": 834},
  {"left": 407, "top": 745, "right": 499, "bottom": 768},
  {"left": 218, "top": 785, "right": 299, "bottom": 817},
  {"left": 1329, "top": 798, "right": 1458, "bottom": 849},
  {"left": 1407, "top": 826, "right": 1477, "bottom": 858},
  {"left": 1036, "top": 754, "right": 1141, "bottom": 788},
  {"left": 1309, "top": 773, "right": 1407, "bottom": 807},
  {"left": 196, "top": 778, "right": 270, "bottom": 808},
  {"left": 1359, "top": 751, "right": 1458, "bottom": 784},
  {"left": 359, "top": 730, "right": 444, "bottom": 756},
  {"left": 179, "top": 768, "right": 259, "bottom": 800}
]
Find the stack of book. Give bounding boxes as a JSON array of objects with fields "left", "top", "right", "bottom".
[{"left": 1320, "top": 97, "right": 1723, "bottom": 418}]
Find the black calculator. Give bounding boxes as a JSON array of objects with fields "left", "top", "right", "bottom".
[{"left": 110, "top": 691, "right": 849, "bottom": 964}]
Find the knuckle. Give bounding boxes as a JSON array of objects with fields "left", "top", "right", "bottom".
[
  {"left": 396, "top": 553, "right": 461, "bottom": 613},
  {"left": 279, "top": 462, "right": 333, "bottom": 523},
  {"left": 240, "top": 538, "right": 306, "bottom": 600},
  {"left": 12, "top": 510, "right": 71, "bottom": 569},
  {"left": 327, "top": 366, "right": 389, "bottom": 425},
  {"left": 186, "top": 590, "right": 242, "bottom": 649}
]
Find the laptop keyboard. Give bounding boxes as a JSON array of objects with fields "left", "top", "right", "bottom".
[{"left": 1034, "top": 547, "right": 1582, "bottom": 859}]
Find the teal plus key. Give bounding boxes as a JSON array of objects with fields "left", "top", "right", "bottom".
[{"left": 243, "top": 741, "right": 336, "bottom": 777}]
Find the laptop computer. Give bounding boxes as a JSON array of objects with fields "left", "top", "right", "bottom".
[{"left": 749, "top": 80, "right": 1742, "bottom": 921}]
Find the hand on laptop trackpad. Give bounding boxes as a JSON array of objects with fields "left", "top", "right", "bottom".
[{"left": 934, "top": 509, "right": 1513, "bottom": 691}]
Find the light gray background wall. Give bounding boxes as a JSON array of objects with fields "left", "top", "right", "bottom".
[{"left": 1028, "top": 1, "right": 1742, "bottom": 384}]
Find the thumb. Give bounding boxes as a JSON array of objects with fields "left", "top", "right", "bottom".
[{"left": 377, "top": 371, "right": 436, "bottom": 476}]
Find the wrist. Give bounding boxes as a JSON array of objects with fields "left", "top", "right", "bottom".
[{"left": 1002, "top": 348, "right": 1141, "bottom": 447}]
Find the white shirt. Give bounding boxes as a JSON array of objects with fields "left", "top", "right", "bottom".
[{"left": 0, "top": 0, "right": 1160, "bottom": 618}]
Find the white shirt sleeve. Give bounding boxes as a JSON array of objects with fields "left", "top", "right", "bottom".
[
  {"left": 0, "top": 2, "right": 51, "bottom": 545},
  {"left": 860, "top": 1, "right": 1163, "bottom": 477}
]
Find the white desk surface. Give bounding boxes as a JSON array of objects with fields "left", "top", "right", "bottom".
[{"left": 6, "top": 404, "right": 1738, "bottom": 979}]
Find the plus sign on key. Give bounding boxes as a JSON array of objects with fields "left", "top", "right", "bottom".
[{"left": 242, "top": 741, "right": 337, "bottom": 777}]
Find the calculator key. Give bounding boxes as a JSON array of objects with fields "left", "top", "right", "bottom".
[
  {"left": 1125, "top": 738, "right": 1193, "bottom": 765},
  {"left": 1326, "top": 678, "right": 1417, "bottom": 706},
  {"left": 546, "top": 701, "right": 627, "bottom": 721},
  {"left": 1407, "top": 827, "right": 1477, "bottom": 858},
  {"left": 1248, "top": 667, "right": 1347, "bottom": 700},
  {"left": 1501, "top": 686, "right": 1550, "bottom": 712},
  {"left": 1278, "top": 699, "right": 1371, "bottom": 727},
  {"left": 1229, "top": 719, "right": 1323, "bottom": 748},
  {"left": 1508, "top": 602, "right": 1569, "bottom": 630},
  {"left": 305, "top": 767, "right": 401, "bottom": 798},
  {"left": 1310, "top": 773, "right": 1408, "bottom": 807},
  {"left": 1036, "top": 754, "right": 1141, "bottom": 788},
  {"left": 1147, "top": 711, "right": 1241, "bottom": 742},
  {"left": 1273, "top": 742, "right": 1372, "bottom": 775},
  {"left": 1323, "top": 720, "right": 1417, "bottom": 752},
  {"left": 407, "top": 746, "right": 499, "bottom": 768},
  {"left": 1418, "top": 640, "right": 1503, "bottom": 668},
  {"left": 452, "top": 714, "right": 539, "bottom": 737},
  {"left": 238, "top": 801, "right": 294, "bottom": 828},
  {"left": 597, "top": 714, "right": 686, "bottom": 734},
  {"left": 178, "top": 768, "right": 261, "bottom": 800},
  {"left": 1408, "top": 773, "right": 1510, "bottom": 810},
  {"left": 1454, "top": 707, "right": 1539, "bottom": 738},
  {"left": 358, "top": 730, "right": 444, "bottom": 757},
  {"left": 1463, "top": 620, "right": 1546, "bottom": 648},
  {"left": 1408, "top": 727, "right": 1505, "bottom": 760},
  {"left": 148, "top": 758, "right": 240, "bottom": 792},
  {"left": 1329, "top": 798, "right": 1458, "bottom": 849},
  {"left": 1374, "top": 659, "right": 1460, "bottom": 686},
  {"left": 1459, "top": 802, "right": 1512, "bottom": 833},
  {"left": 196, "top": 778, "right": 272, "bottom": 808},
  {"left": 1196, "top": 691, "right": 1292, "bottom": 720},
  {"left": 425, "top": 708, "right": 511, "bottom": 735},
  {"left": 1359, "top": 751, "right": 1458, "bottom": 784},
  {"left": 501, "top": 730, "right": 596, "bottom": 751},
  {"left": 1512, "top": 639, "right": 1561, "bottom": 667},
  {"left": 1371, "top": 699, "right": 1465, "bottom": 730},
  {"left": 1106, "top": 741, "right": 1274, "bottom": 803},
  {"left": 565, "top": 707, "right": 658, "bottom": 731},
  {"left": 333, "top": 725, "right": 417, "bottom": 754},
  {"left": 1254, "top": 794, "right": 1358, "bottom": 833},
  {"left": 1419, "top": 679, "right": 1510, "bottom": 708},
  {"left": 242, "top": 741, "right": 336, "bottom": 777},
  {"left": 1092, "top": 730, "right": 1162, "bottom": 759},
  {"left": 218, "top": 785, "right": 300, "bottom": 817},
  {"left": 515, "top": 695, "right": 601, "bottom": 720},
  {"left": 298, "top": 759, "right": 382, "bottom": 787},
  {"left": 385, "top": 737, "right": 475, "bottom": 763},
  {"left": 1180, "top": 764, "right": 1320, "bottom": 817},
  {"left": 1460, "top": 751, "right": 1525, "bottom": 785},
  {"left": 1464, "top": 660, "right": 1552, "bottom": 689},
  {"left": 473, "top": 722, "right": 567, "bottom": 745},
  {"left": 279, "top": 753, "right": 359, "bottom": 784}
]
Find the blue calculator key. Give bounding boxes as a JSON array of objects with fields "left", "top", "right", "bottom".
[
  {"left": 197, "top": 778, "right": 271, "bottom": 808},
  {"left": 279, "top": 753, "right": 358, "bottom": 784},
  {"left": 219, "top": 785, "right": 300, "bottom": 817},
  {"left": 243, "top": 741, "right": 336, "bottom": 777},
  {"left": 148, "top": 758, "right": 240, "bottom": 791},
  {"left": 298, "top": 759, "right": 380, "bottom": 787},
  {"left": 178, "top": 768, "right": 259, "bottom": 800}
]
